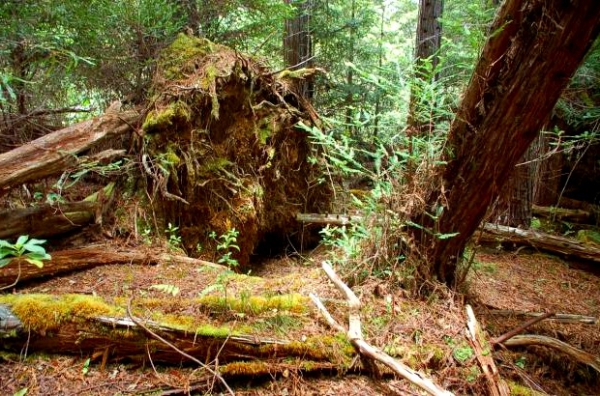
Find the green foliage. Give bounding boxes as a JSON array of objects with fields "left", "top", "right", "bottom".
[
  {"left": 150, "top": 284, "right": 181, "bottom": 297},
  {"left": 210, "top": 229, "right": 240, "bottom": 268},
  {"left": 165, "top": 223, "right": 182, "bottom": 252},
  {"left": 0, "top": 236, "right": 51, "bottom": 269}
]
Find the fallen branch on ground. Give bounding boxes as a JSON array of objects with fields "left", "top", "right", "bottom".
[
  {"left": 296, "top": 213, "right": 600, "bottom": 264},
  {"left": 310, "top": 261, "right": 454, "bottom": 396},
  {"left": 487, "top": 309, "right": 597, "bottom": 325},
  {"left": 465, "top": 305, "right": 509, "bottom": 396},
  {"left": 501, "top": 335, "right": 600, "bottom": 374}
]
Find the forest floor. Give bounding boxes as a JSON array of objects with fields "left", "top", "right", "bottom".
[{"left": 1, "top": 240, "right": 598, "bottom": 396}]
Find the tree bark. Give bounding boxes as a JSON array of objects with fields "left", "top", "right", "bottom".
[
  {"left": 407, "top": 0, "right": 443, "bottom": 133},
  {"left": 283, "top": 0, "right": 314, "bottom": 99},
  {"left": 0, "top": 110, "right": 139, "bottom": 191},
  {"left": 0, "top": 183, "right": 116, "bottom": 240},
  {"left": 410, "top": 0, "right": 600, "bottom": 285},
  {"left": 489, "top": 146, "right": 536, "bottom": 228}
]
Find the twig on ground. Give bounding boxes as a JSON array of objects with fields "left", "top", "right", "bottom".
[
  {"left": 311, "top": 261, "right": 454, "bottom": 396},
  {"left": 491, "top": 312, "right": 554, "bottom": 345}
]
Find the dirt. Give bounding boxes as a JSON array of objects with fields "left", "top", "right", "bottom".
[{"left": 1, "top": 242, "right": 599, "bottom": 396}]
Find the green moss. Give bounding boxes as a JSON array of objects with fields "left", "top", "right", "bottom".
[
  {"left": 221, "top": 361, "right": 271, "bottom": 376},
  {"left": 577, "top": 229, "right": 600, "bottom": 246},
  {"left": 0, "top": 294, "right": 114, "bottom": 332},
  {"left": 142, "top": 101, "right": 191, "bottom": 133},
  {"left": 508, "top": 380, "right": 544, "bottom": 395},
  {"left": 198, "top": 293, "right": 308, "bottom": 315},
  {"left": 160, "top": 34, "right": 217, "bottom": 80}
]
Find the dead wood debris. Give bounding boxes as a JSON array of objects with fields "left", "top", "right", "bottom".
[{"left": 310, "top": 261, "right": 454, "bottom": 396}]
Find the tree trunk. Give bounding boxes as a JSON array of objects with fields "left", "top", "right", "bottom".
[
  {"left": 409, "top": 0, "right": 600, "bottom": 286},
  {"left": 488, "top": 146, "right": 536, "bottom": 228},
  {"left": 406, "top": 0, "right": 443, "bottom": 133},
  {"left": 283, "top": 0, "right": 314, "bottom": 99},
  {"left": 0, "top": 110, "right": 139, "bottom": 191}
]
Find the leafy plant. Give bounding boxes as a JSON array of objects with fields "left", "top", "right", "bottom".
[
  {"left": 81, "top": 358, "right": 91, "bottom": 375},
  {"left": 210, "top": 229, "right": 240, "bottom": 268},
  {"left": 453, "top": 345, "right": 474, "bottom": 363},
  {"left": 150, "top": 284, "right": 180, "bottom": 296},
  {"left": 165, "top": 223, "right": 183, "bottom": 251},
  {"left": 0, "top": 236, "right": 51, "bottom": 269}
]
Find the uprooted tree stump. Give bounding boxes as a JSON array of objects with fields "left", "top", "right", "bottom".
[
  {"left": 0, "top": 33, "right": 331, "bottom": 267},
  {"left": 138, "top": 33, "right": 331, "bottom": 265}
]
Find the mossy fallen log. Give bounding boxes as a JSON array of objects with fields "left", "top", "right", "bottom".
[
  {"left": 0, "top": 247, "right": 224, "bottom": 287},
  {"left": 532, "top": 205, "right": 594, "bottom": 224},
  {"left": 0, "top": 293, "right": 351, "bottom": 377},
  {"left": 0, "top": 110, "right": 139, "bottom": 192}
]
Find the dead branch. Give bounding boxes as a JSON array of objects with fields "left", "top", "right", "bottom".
[
  {"left": 480, "top": 223, "right": 600, "bottom": 263},
  {"left": 464, "top": 305, "right": 510, "bottom": 396},
  {"left": 491, "top": 312, "right": 555, "bottom": 345},
  {"left": 487, "top": 309, "right": 597, "bottom": 325},
  {"left": 296, "top": 213, "right": 600, "bottom": 264},
  {"left": 311, "top": 261, "right": 454, "bottom": 396},
  {"left": 502, "top": 335, "right": 600, "bottom": 374}
]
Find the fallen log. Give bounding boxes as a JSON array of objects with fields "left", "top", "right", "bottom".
[
  {"left": 480, "top": 223, "right": 600, "bottom": 263},
  {"left": 0, "top": 110, "right": 139, "bottom": 191},
  {"left": 0, "top": 246, "right": 224, "bottom": 287},
  {"left": 502, "top": 335, "right": 600, "bottom": 374},
  {"left": 532, "top": 205, "right": 594, "bottom": 224},
  {"left": 296, "top": 213, "right": 600, "bottom": 264},
  {"left": 0, "top": 182, "right": 116, "bottom": 240},
  {"left": 0, "top": 293, "right": 343, "bottom": 380}
]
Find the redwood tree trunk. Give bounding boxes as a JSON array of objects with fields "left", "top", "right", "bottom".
[
  {"left": 284, "top": 0, "right": 314, "bottom": 98},
  {"left": 407, "top": 0, "right": 443, "bottom": 133},
  {"left": 489, "top": 146, "right": 536, "bottom": 228},
  {"left": 410, "top": 0, "right": 600, "bottom": 285}
]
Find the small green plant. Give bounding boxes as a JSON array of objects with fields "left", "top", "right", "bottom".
[
  {"left": 210, "top": 228, "right": 240, "bottom": 268},
  {"left": 81, "top": 358, "right": 91, "bottom": 375},
  {"left": 150, "top": 284, "right": 180, "bottom": 296},
  {"left": 453, "top": 345, "right": 474, "bottom": 363},
  {"left": 0, "top": 236, "right": 51, "bottom": 269},
  {"left": 165, "top": 223, "right": 183, "bottom": 251},
  {"left": 515, "top": 355, "right": 527, "bottom": 369}
]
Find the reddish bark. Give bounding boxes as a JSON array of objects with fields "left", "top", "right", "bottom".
[{"left": 411, "top": 0, "right": 600, "bottom": 285}]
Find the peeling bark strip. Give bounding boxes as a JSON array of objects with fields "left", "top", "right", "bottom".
[
  {"left": 411, "top": 0, "right": 600, "bottom": 284},
  {"left": 0, "top": 110, "right": 139, "bottom": 191}
]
